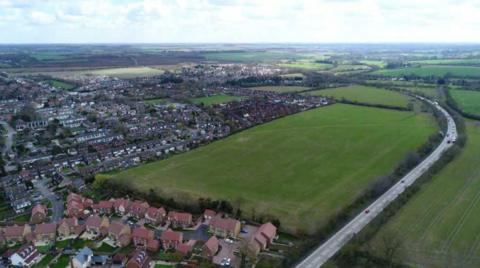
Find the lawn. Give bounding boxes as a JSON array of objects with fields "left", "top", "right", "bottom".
[
  {"left": 370, "top": 121, "right": 480, "bottom": 267},
  {"left": 145, "top": 98, "right": 170, "bottom": 105},
  {"left": 250, "top": 86, "right": 311, "bottom": 93},
  {"left": 360, "top": 60, "right": 387, "bottom": 68},
  {"left": 78, "top": 66, "right": 165, "bottom": 78},
  {"left": 101, "top": 104, "right": 437, "bottom": 234},
  {"left": 450, "top": 90, "right": 480, "bottom": 116},
  {"left": 51, "top": 255, "right": 70, "bottom": 268},
  {"left": 306, "top": 85, "right": 411, "bottom": 107},
  {"left": 32, "top": 254, "right": 55, "bottom": 268},
  {"left": 279, "top": 60, "right": 333, "bottom": 70},
  {"left": 56, "top": 239, "right": 90, "bottom": 249},
  {"left": 373, "top": 66, "right": 480, "bottom": 78},
  {"left": 190, "top": 95, "right": 243, "bottom": 106},
  {"left": 45, "top": 79, "right": 75, "bottom": 90},
  {"left": 95, "top": 243, "right": 116, "bottom": 253}
]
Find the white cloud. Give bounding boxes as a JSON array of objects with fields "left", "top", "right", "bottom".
[{"left": 0, "top": 0, "right": 479, "bottom": 43}]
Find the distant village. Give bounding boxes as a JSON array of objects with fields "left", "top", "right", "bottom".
[{"left": 0, "top": 63, "right": 329, "bottom": 267}]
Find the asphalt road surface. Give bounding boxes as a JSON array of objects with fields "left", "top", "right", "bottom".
[
  {"left": 0, "top": 120, "right": 15, "bottom": 156},
  {"left": 296, "top": 97, "right": 458, "bottom": 268},
  {"left": 34, "top": 179, "right": 64, "bottom": 222}
]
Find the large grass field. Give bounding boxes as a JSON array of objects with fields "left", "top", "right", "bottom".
[
  {"left": 279, "top": 60, "right": 333, "bottom": 70},
  {"left": 190, "top": 95, "right": 243, "bottom": 106},
  {"left": 250, "top": 86, "right": 311, "bottom": 93},
  {"left": 450, "top": 90, "right": 480, "bottom": 116},
  {"left": 44, "top": 79, "right": 75, "bottom": 90},
  {"left": 203, "top": 51, "right": 301, "bottom": 62},
  {"left": 306, "top": 85, "right": 411, "bottom": 107},
  {"left": 101, "top": 104, "right": 437, "bottom": 234},
  {"left": 370, "top": 121, "right": 480, "bottom": 267},
  {"left": 77, "top": 66, "right": 165, "bottom": 78},
  {"left": 411, "top": 59, "right": 480, "bottom": 66},
  {"left": 373, "top": 66, "right": 480, "bottom": 78}
]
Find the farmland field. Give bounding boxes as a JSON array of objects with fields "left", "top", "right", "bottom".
[
  {"left": 306, "top": 85, "right": 411, "bottom": 107},
  {"left": 77, "top": 66, "right": 165, "bottom": 78},
  {"left": 411, "top": 59, "right": 480, "bottom": 66},
  {"left": 279, "top": 60, "right": 332, "bottom": 70},
  {"left": 373, "top": 66, "right": 480, "bottom": 78},
  {"left": 190, "top": 95, "right": 243, "bottom": 105},
  {"left": 44, "top": 79, "right": 75, "bottom": 90},
  {"left": 450, "top": 90, "right": 480, "bottom": 116},
  {"left": 101, "top": 104, "right": 437, "bottom": 234},
  {"left": 203, "top": 51, "right": 302, "bottom": 62},
  {"left": 370, "top": 121, "right": 480, "bottom": 268},
  {"left": 251, "top": 86, "right": 311, "bottom": 93}
]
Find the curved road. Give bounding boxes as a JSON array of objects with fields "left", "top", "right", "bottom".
[
  {"left": 296, "top": 96, "right": 458, "bottom": 268},
  {"left": 0, "top": 120, "right": 15, "bottom": 156}
]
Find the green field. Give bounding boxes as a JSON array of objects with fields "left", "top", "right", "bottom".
[
  {"left": 306, "top": 85, "right": 411, "bottom": 107},
  {"left": 144, "top": 98, "right": 170, "bottom": 105},
  {"left": 411, "top": 59, "right": 480, "bottom": 66},
  {"left": 101, "top": 104, "right": 437, "bottom": 234},
  {"left": 331, "top": 64, "right": 371, "bottom": 73},
  {"left": 51, "top": 255, "right": 70, "bottom": 268},
  {"left": 78, "top": 66, "right": 165, "bottom": 78},
  {"left": 190, "top": 95, "right": 243, "bottom": 105},
  {"left": 279, "top": 60, "right": 333, "bottom": 70},
  {"left": 374, "top": 66, "right": 480, "bottom": 78},
  {"left": 45, "top": 79, "right": 75, "bottom": 90},
  {"left": 370, "top": 122, "right": 480, "bottom": 267},
  {"left": 360, "top": 60, "right": 387, "bottom": 68},
  {"left": 280, "top": 73, "right": 306, "bottom": 79},
  {"left": 250, "top": 86, "right": 311, "bottom": 93},
  {"left": 203, "top": 51, "right": 301, "bottom": 62},
  {"left": 450, "top": 90, "right": 480, "bottom": 116}
]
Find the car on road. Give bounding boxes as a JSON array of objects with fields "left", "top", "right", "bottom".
[
  {"left": 364, "top": 209, "right": 370, "bottom": 214},
  {"left": 220, "top": 257, "right": 231, "bottom": 266}
]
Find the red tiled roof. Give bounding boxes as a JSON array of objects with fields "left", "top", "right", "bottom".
[
  {"left": 31, "top": 204, "right": 47, "bottom": 216},
  {"left": 160, "top": 229, "right": 183, "bottom": 242},
  {"left": 204, "top": 209, "right": 216, "bottom": 218},
  {"left": 177, "top": 243, "right": 192, "bottom": 255},
  {"left": 4, "top": 225, "right": 26, "bottom": 237},
  {"left": 109, "top": 221, "right": 127, "bottom": 236},
  {"left": 204, "top": 236, "right": 219, "bottom": 255},
  {"left": 35, "top": 223, "right": 57, "bottom": 235},
  {"left": 127, "top": 250, "right": 150, "bottom": 268},
  {"left": 147, "top": 239, "right": 160, "bottom": 252},
  {"left": 98, "top": 200, "right": 113, "bottom": 209},
  {"left": 258, "top": 222, "right": 277, "bottom": 240},
  {"left": 132, "top": 227, "right": 153, "bottom": 240},
  {"left": 85, "top": 215, "right": 102, "bottom": 228},
  {"left": 168, "top": 211, "right": 192, "bottom": 223},
  {"left": 210, "top": 217, "right": 239, "bottom": 232}
]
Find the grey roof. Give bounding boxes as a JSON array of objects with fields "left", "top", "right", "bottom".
[{"left": 74, "top": 247, "right": 93, "bottom": 264}]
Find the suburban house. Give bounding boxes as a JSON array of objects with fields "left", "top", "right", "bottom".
[
  {"left": 203, "top": 236, "right": 219, "bottom": 257},
  {"left": 132, "top": 226, "right": 154, "bottom": 248},
  {"left": 66, "top": 193, "right": 93, "bottom": 218},
  {"left": 160, "top": 229, "right": 183, "bottom": 250},
  {"left": 112, "top": 253, "right": 128, "bottom": 267},
  {"left": 113, "top": 198, "right": 131, "bottom": 215},
  {"left": 129, "top": 200, "right": 150, "bottom": 218},
  {"left": 209, "top": 217, "right": 241, "bottom": 238},
  {"left": 30, "top": 204, "right": 48, "bottom": 224},
  {"left": 203, "top": 209, "right": 216, "bottom": 222},
  {"left": 177, "top": 240, "right": 195, "bottom": 255},
  {"left": 4, "top": 224, "right": 32, "bottom": 244},
  {"left": 93, "top": 200, "right": 114, "bottom": 215},
  {"left": 126, "top": 250, "right": 151, "bottom": 268},
  {"left": 8, "top": 243, "right": 42, "bottom": 267},
  {"left": 146, "top": 239, "right": 160, "bottom": 252},
  {"left": 144, "top": 207, "right": 166, "bottom": 226},
  {"left": 71, "top": 247, "right": 93, "bottom": 268},
  {"left": 85, "top": 215, "right": 109, "bottom": 237},
  {"left": 248, "top": 222, "right": 277, "bottom": 255},
  {"left": 108, "top": 221, "right": 132, "bottom": 247},
  {"left": 34, "top": 223, "right": 57, "bottom": 244},
  {"left": 57, "top": 217, "right": 85, "bottom": 238},
  {"left": 167, "top": 211, "right": 192, "bottom": 228}
]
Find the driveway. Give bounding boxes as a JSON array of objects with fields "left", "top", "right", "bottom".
[{"left": 213, "top": 239, "right": 239, "bottom": 267}]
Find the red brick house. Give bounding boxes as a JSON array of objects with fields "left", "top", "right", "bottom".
[
  {"left": 132, "top": 226, "right": 154, "bottom": 248},
  {"left": 57, "top": 217, "right": 84, "bottom": 238},
  {"left": 145, "top": 207, "right": 166, "bottom": 225},
  {"left": 112, "top": 198, "right": 131, "bottom": 216},
  {"left": 167, "top": 211, "right": 192, "bottom": 228},
  {"left": 126, "top": 250, "right": 151, "bottom": 268},
  {"left": 66, "top": 193, "right": 93, "bottom": 218},
  {"left": 4, "top": 225, "right": 32, "bottom": 244},
  {"left": 34, "top": 223, "right": 57, "bottom": 244},
  {"left": 85, "top": 215, "right": 109, "bottom": 237},
  {"left": 30, "top": 204, "right": 48, "bottom": 224},
  {"left": 203, "top": 236, "right": 219, "bottom": 257},
  {"left": 209, "top": 217, "right": 241, "bottom": 238},
  {"left": 93, "top": 200, "right": 114, "bottom": 215},
  {"left": 108, "top": 221, "right": 131, "bottom": 247},
  {"left": 130, "top": 201, "right": 150, "bottom": 219},
  {"left": 248, "top": 222, "right": 277, "bottom": 255},
  {"left": 160, "top": 229, "right": 183, "bottom": 250}
]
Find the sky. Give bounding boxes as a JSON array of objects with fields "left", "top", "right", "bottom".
[{"left": 0, "top": 0, "right": 479, "bottom": 44}]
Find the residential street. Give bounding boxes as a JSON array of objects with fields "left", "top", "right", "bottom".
[
  {"left": 0, "top": 120, "right": 15, "bottom": 156},
  {"left": 295, "top": 97, "right": 458, "bottom": 268},
  {"left": 34, "top": 179, "right": 64, "bottom": 222}
]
